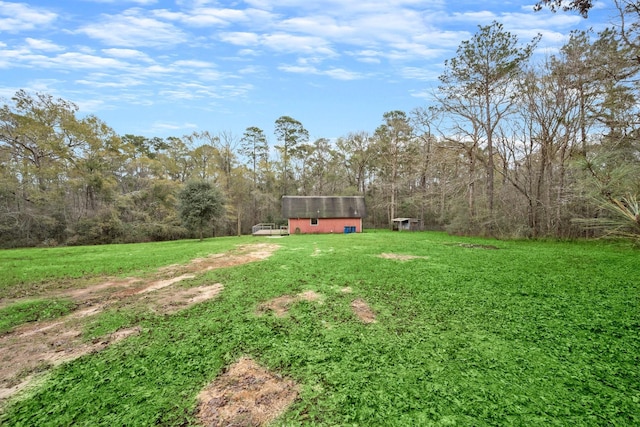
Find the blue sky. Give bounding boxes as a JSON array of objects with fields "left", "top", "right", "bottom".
[{"left": 0, "top": 0, "right": 614, "bottom": 142}]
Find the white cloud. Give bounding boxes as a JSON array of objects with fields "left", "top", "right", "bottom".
[
  {"left": 153, "top": 8, "right": 233, "bottom": 27},
  {"left": 192, "top": 69, "right": 226, "bottom": 81},
  {"left": 387, "top": 42, "right": 446, "bottom": 61},
  {"left": 25, "top": 38, "right": 64, "bottom": 51},
  {"left": 82, "top": 0, "right": 158, "bottom": 4},
  {"left": 401, "top": 67, "right": 441, "bottom": 82},
  {"left": 75, "top": 73, "right": 145, "bottom": 88},
  {"left": 409, "top": 89, "right": 433, "bottom": 100},
  {"left": 0, "top": 80, "right": 61, "bottom": 98},
  {"left": 47, "top": 52, "right": 129, "bottom": 69},
  {"left": 501, "top": 12, "right": 582, "bottom": 29},
  {"left": 351, "top": 49, "right": 382, "bottom": 64},
  {"left": 277, "top": 15, "right": 355, "bottom": 39},
  {"left": 278, "top": 63, "right": 363, "bottom": 80},
  {"left": 158, "top": 89, "right": 203, "bottom": 100},
  {"left": 324, "top": 68, "right": 362, "bottom": 80},
  {"left": 77, "top": 9, "right": 188, "bottom": 47},
  {"left": 172, "top": 59, "right": 216, "bottom": 68},
  {"left": 72, "top": 97, "right": 106, "bottom": 115},
  {"left": 449, "top": 10, "right": 498, "bottom": 23},
  {"left": 0, "top": 47, "right": 133, "bottom": 71},
  {"left": 238, "top": 48, "right": 260, "bottom": 56},
  {"left": 0, "top": 1, "right": 57, "bottom": 32},
  {"left": 0, "top": 46, "right": 30, "bottom": 68},
  {"left": 102, "top": 48, "right": 153, "bottom": 61},
  {"left": 238, "top": 65, "right": 265, "bottom": 74},
  {"left": 219, "top": 32, "right": 261, "bottom": 45},
  {"left": 155, "top": 6, "right": 274, "bottom": 28},
  {"left": 278, "top": 64, "right": 316, "bottom": 74},
  {"left": 149, "top": 121, "right": 199, "bottom": 133},
  {"left": 143, "top": 64, "right": 175, "bottom": 74},
  {"left": 262, "top": 33, "right": 337, "bottom": 56},
  {"left": 0, "top": 0, "right": 608, "bottom": 138}
]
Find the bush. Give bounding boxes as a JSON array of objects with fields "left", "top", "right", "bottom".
[{"left": 70, "top": 209, "right": 124, "bottom": 245}]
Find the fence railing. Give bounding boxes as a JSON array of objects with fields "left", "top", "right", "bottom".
[{"left": 251, "top": 223, "right": 288, "bottom": 234}]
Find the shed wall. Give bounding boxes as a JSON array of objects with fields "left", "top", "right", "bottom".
[{"left": 288, "top": 218, "right": 362, "bottom": 234}]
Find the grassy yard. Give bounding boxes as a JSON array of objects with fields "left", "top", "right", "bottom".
[{"left": 1, "top": 231, "right": 639, "bottom": 425}]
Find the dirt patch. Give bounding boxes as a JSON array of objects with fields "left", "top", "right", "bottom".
[
  {"left": 256, "top": 295, "right": 297, "bottom": 317},
  {"left": 458, "top": 243, "right": 500, "bottom": 250},
  {"left": 64, "top": 277, "right": 143, "bottom": 302},
  {"left": 378, "top": 253, "right": 429, "bottom": 261},
  {"left": 351, "top": 298, "right": 377, "bottom": 324},
  {"left": 298, "top": 290, "right": 322, "bottom": 302},
  {"left": 152, "top": 283, "right": 225, "bottom": 314},
  {"left": 256, "top": 291, "right": 322, "bottom": 317},
  {"left": 160, "top": 243, "right": 280, "bottom": 276},
  {"left": 196, "top": 357, "right": 299, "bottom": 427},
  {"left": 0, "top": 326, "right": 140, "bottom": 402},
  {"left": 0, "top": 243, "right": 279, "bottom": 405}
]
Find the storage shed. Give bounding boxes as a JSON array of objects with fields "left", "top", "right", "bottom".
[
  {"left": 282, "top": 196, "right": 366, "bottom": 234},
  {"left": 392, "top": 217, "right": 423, "bottom": 231}
]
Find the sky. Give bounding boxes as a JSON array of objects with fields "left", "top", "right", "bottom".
[{"left": 0, "top": 0, "right": 616, "bottom": 143}]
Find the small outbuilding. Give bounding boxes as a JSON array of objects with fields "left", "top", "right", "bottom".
[
  {"left": 392, "top": 217, "right": 423, "bottom": 231},
  {"left": 282, "top": 196, "right": 366, "bottom": 234}
]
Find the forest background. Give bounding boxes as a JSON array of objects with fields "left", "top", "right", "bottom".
[{"left": 1, "top": 1, "right": 639, "bottom": 248}]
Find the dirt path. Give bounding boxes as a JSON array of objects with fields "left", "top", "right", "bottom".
[
  {"left": 196, "top": 357, "right": 299, "bottom": 426},
  {"left": 0, "top": 243, "right": 280, "bottom": 405}
]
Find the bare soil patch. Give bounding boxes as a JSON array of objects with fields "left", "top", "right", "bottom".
[
  {"left": 152, "top": 283, "right": 225, "bottom": 315},
  {"left": 378, "top": 253, "right": 429, "bottom": 261},
  {"left": 0, "top": 243, "right": 280, "bottom": 404},
  {"left": 256, "top": 295, "right": 298, "bottom": 317},
  {"left": 0, "top": 326, "right": 140, "bottom": 401},
  {"left": 297, "top": 290, "right": 322, "bottom": 302},
  {"left": 458, "top": 243, "right": 500, "bottom": 250},
  {"left": 351, "top": 298, "right": 377, "bottom": 324},
  {"left": 256, "top": 290, "right": 322, "bottom": 317},
  {"left": 196, "top": 357, "right": 299, "bottom": 427}
]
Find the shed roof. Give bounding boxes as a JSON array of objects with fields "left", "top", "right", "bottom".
[{"left": 282, "top": 196, "right": 366, "bottom": 219}]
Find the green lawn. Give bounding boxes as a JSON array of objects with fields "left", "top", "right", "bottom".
[{"left": 1, "top": 231, "right": 639, "bottom": 426}]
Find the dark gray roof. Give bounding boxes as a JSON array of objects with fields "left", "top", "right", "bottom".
[{"left": 282, "top": 196, "right": 366, "bottom": 218}]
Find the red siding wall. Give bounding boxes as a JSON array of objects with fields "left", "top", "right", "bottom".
[{"left": 288, "top": 218, "right": 362, "bottom": 234}]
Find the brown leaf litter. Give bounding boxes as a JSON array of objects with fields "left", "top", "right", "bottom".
[
  {"left": 196, "top": 357, "right": 299, "bottom": 427},
  {"left": 0, "top": 243, "right": 280, "bottom": 405}
]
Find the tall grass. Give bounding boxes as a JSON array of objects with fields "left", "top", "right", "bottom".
[{"left": 1, "top": 232, "right": 639, "bottom": 425}]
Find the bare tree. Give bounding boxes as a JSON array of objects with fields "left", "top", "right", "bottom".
[{"left": 436, "top": 22, "right": 540, "bottom": 233}]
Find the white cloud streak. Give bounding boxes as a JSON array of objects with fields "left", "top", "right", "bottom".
[
  {"left": 0, "top": 1, "right": 57, "bottom": 32},
  {"left": 0, "top": 0, "right": 605, "bottom": 137},
  {"left": 77, "top": 8, "right": 188, "bottom": 47}
]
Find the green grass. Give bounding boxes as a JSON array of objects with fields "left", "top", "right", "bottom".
[
  {"left": 1, "top": 231, "right": 639, "bottom": 425},
  {"left": 0, "top": 298, "right": 77, "bottom": 334},
  {"left": 0, "top": 237, "right": 255, "bottom": 299}
]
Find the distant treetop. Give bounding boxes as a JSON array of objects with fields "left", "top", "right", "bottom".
[{"left": 534, "top": 0, "right": 594, "bottom": 18}]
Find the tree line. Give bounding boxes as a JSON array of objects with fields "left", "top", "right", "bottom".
[{"left": 1, "top": 6, "right": 639, "bottom": 247}]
